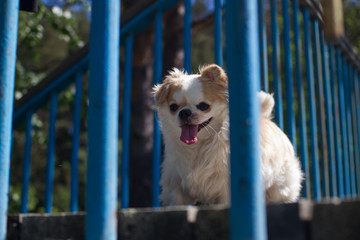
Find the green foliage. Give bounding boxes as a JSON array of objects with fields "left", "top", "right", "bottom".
[
  {"left": 10, "top": 1, "right": 90, "bottom": 214},
  {"left": 343, "top": 0, "right": 360, "bottom": 52}
]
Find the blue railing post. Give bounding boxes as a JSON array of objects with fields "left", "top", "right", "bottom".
[
  {"left": 270, "top": 0, "right": 283, "bottom": 130},
  {"left": 85, "top": 0, "right": 120, "bottom": 238},
  {"left": 282, "top": 0, "right": 296, "bottom": 148},
  {"left": 226, "top": 0, "right": 267, "bottom": 239},
  {"left": 336, "top": 51, "right": 351, "bottom": 198},
  {"left": 70, "top": 72, "right": 83, "bottom": 212},
  {"left": 152, "top": 11, "right": 163, "bottom": 208},
  {"left": 214, "top": 0, "right": 223, "bottom": 67},
  {"left": 329, "top": 45, "right": 344, "bottom": 198},
  {"left": 320, "top": 36, "right": 337, "bottom": 198},
  {"left": 45, "top": 93, "right": 58, "bottom": 213},
  {"left": 349, "top": 67, "right": 360, "bottom": 196},
  {"left": 293, "top": 0, "right": 310, "bottom": 198},
  {"left": 0, "top": 0, "right": 20, "bottom": 236},
  {"left": 354, "top": 72, "right": 360, "bottom": 195},
  {"left": 21, "top": 111, "right": 34, "bottom": 213},
  {"left": 258, "top": 0, "right": 268, "bottom": 92},
  {"left": 312, "top": 21, "right": 329, "bottom": 198},
  {"left": 121, "top": 35, "right": 134, "bottom": 209},
  {"left": 344, "top": 62, "right": 356, "bottom": 198},
  {"left": 303, "top": 9, "right": 321, "bottom": 201},
  {"left": 184, "top": 0, "right": 192, "bottom": 73}
]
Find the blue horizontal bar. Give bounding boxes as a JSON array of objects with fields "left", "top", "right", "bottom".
[
  {"left": 120, "top": 0, "right": 181, "bottom": 38},
  {"left": 13, "top": 56, "right": 89, "bottom": 129},
  {"left": 14, "top": 0, "right": 182, "bottom": 129}
]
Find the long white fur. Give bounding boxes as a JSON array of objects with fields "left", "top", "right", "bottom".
[{"left": 154, "top": 68, "right": 303, "bottom": 205}]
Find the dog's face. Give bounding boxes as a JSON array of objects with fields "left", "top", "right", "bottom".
[{"left": 153, "top": 64, "right": 228, "bottom": 145}]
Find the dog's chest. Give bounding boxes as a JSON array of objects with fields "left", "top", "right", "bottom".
[{"left": 177, "top": 140, "right": 230, "bottom": 203}]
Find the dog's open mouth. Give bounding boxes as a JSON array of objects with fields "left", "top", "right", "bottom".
[{"left": 180, "top": 118, "right": 212, "bottom": 145}]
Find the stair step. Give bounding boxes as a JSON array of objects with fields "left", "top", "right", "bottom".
[{"left": 7, "top": 201, "right": 360, "bottom": 240}]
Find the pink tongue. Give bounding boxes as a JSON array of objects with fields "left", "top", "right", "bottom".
[{"left": 180, "top": 125, "right": 199, "bottom": 145}]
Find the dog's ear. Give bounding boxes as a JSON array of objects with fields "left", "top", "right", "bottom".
[
  {"left": 200, "top": 64, "right": 228, "bottom": 87},
  {"left": 153, "top": 68, "right": 185, "bottom": 106},
  {"left": 153, "top": 82, "right": 170, "bottom": 106}
]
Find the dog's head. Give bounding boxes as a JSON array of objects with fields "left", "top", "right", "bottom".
[{"left": 153, "top": 64, "right": 228, "bottom": 145}]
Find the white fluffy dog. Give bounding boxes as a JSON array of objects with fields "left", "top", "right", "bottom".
[{"left": 153, "top": 64, "right": 303, "bottom": 206}]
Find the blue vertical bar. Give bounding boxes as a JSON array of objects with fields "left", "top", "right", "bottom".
[
  {"left": 86, "top": 0, "right": 120, "bottom": 238},
  {"left": 184, "top": 0, "right": 191, "bottom": 73},
  {"left": 0, "top": 0, "right": 20, "bottom": 237},
  {"left": 329, "top": 45, "right": 344, "bottom": 198},
  {"left": 70, "top": 73, "right": 82, "bottom": 213},
  {"left": 320, "top": 34, "right": 337, "bottom": 198},
  {"left": 312, "top": 21, "right": 329, "bottom": 199},
  {"left": 21, "top": 111, "right": 34, "bottom": 213},
  {"left": 344, "top": 62, "right": 356, "bottom": 197},
  {"left": 293, "top": 0, "right": 310, "bottom": 198},
  {"left": 120, "top": 35, "right": 134, "bottom": 209},
  {"left": 282, "top": 0, "right": 296, "bottom": 147},
  {"left": 354, "top": 72, "right": 360, "bottom": 195},
  {"left": 303, "top": 9, "right": 321, "bottom": 201},
  {"left": 214, "top": 0, "right": 222, "bottom": 67},
  {"left": 152, "top": 11, "right": 162, "bottom": 208},
  {"left": 45, "top": 93, "right": 58, "bottom": 213},
  {"left": 349, "top": 68, "right": 360, "bottom": 196},
  {"left": 226, "top": 0, "right": 267, "bottom": 240},
  {"left": 270, "top": 0, "right": 283, "bottom": 129},
  {"left": 336, "top": 51, "right": 351, "bottom": 198},
  {"left": 258, "top": 0, "right": 268, "bottom": 92}
]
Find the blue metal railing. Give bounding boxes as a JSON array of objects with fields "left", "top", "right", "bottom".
[
  {"left": 152, "top": 9, "right": 163, "bottom": 208},
  {"left": 70, "top": 72, "right": 83, "bottom": 212},
  {"left": 227, "top": 1, "right": 267, "bottom": 239},
  {"left": 0, "top": 0, "right": 20, "bottom": 238},
  {"left": 270, "top": 0, "right": 284, "bottom": 130},
  {"left": 303, "top": 8, "right": 321, "bottom": 201},
  {"left": 1, "top": 0, "right": 360, "bottom": 239},
  {"left": 120, "top": 35, "right": 133, "bottom": 209}
]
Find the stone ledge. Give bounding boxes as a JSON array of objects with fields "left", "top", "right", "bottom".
[{"left": 6, "top": 201, "right": 360, "bottom": 240}]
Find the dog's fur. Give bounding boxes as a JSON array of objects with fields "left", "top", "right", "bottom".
[{"left": 153, "top": 64, "right": 303, "bottom": 206}]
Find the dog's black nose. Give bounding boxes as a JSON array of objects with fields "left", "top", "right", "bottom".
[{"left": 179, "top": 109, "right": 192, "bottom": 121}]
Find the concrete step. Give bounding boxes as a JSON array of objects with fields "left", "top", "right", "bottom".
[{"left": 7, "top": 200, "right": 360, "bottom": 240}]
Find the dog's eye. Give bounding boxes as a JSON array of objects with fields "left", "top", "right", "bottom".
[
  {"left": 170, "top": 104, "right": 179, "bottom": 112},
  {"left": 197, "top": 102, "right": 210, "bottom": 111}
]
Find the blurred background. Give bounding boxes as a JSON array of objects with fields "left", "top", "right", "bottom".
[{"left": 9, "top": 0, "right": 360, "bottom": 213}]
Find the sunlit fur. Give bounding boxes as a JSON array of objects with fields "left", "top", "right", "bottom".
[{"left": 153, "top": 64, "right": 302, "bottom": 206}]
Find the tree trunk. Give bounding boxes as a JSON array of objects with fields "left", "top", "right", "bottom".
[{"left": 124, "top": 1, "right": 184, "bottom": 207}]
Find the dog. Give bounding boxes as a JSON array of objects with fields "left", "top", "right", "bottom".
[{"left": 153, "top": 64, "right": 303, "bottom": 206}]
